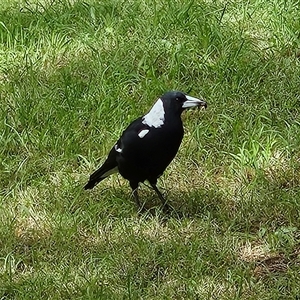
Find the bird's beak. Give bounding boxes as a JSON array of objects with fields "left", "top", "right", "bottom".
[{"left": 182, "top": 95, "right": 207, "bottom": 109}]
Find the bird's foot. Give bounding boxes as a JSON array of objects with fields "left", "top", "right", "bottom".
[{"left": 161, "top": 203, "right": 172, "bottom": 214}]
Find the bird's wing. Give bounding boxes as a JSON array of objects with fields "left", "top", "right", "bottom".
[
  {"left": 117, "top": 116, "right": 180, "bottom": 164},
  {"left": 84, "top": 118, "right": 145, "bottom": 190},
  {"left": 116, "top": 117, "right": 150, "bottom": 156}
]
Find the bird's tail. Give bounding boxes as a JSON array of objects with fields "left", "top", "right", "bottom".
[{"left": 84, "top": 161, "right": 118, "bottom": 190}]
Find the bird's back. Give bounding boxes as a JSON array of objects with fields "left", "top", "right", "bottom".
[{"left": 116, "top": 117, "right": 184, "bottom": 183}]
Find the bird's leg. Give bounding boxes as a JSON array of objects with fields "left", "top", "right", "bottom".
[
  {"left": 133, "top": 188, "right": 141, "bottom": 208},
  {"left": 150, "top": 183, "right": 171, "bottom": 212},
  {"left": 130, "top": 181, "right": 143, "bottom": 210}
]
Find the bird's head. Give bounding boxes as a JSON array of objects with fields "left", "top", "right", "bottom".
[
  {"left": 162, "top": 91, "right": 207, "bottom": 114},
  {"left": 142, "top": 91, "right": 207, "bottom": 128}
]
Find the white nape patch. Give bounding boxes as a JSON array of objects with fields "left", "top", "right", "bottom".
[
  {"left": 101, "top": 167, "right": 118, "bottom": 178},
  {"left": 142, "top": 98, "right": 165, "bottom": 128},
  {"left": 138, "top": 129, "right": 149, "bottom": 138},
  {"left": 114, "top": 144, "right": 122, "bottom": 153}
]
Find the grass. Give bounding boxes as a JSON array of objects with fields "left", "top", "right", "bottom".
[{"left": 0, "top": 0, "right": 300, "bottom": 298}]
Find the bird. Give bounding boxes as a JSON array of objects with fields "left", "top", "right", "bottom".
[{"left": 84, "top": 91, "right": 207, "bottom": 211}]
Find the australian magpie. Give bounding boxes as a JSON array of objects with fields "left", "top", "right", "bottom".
[{"left": 84, "top": 91, "right": 207, "bottom": 210}]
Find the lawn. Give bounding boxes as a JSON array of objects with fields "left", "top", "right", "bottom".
[{"left": 1, "top": 0, "right": 300, "bottom": 299}]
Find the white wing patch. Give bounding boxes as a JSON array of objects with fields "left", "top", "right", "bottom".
[
  {"left": 142, "top": 98, "right": 165, "bottom": 128},
  {"left": 138, "top": 129, "right": 149, "bottom": 138},
  {"left": 114, "top": 144, "right": 122, "bottom": 153}
]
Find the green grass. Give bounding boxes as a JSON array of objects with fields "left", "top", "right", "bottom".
[{"left": 1, "top": 0, "right": 300, "bottom": 298}]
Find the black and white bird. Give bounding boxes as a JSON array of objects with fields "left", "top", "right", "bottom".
[{"left": 84, "top": 91, "right": 207, "bottom": 210}]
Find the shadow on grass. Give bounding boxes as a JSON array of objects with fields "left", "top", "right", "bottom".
[{"left": 101, "top": 182, "right": 228, "bottom": 221}]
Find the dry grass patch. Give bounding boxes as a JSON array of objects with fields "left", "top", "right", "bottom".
[{"left": 239, "top": 240, "right": 300, "bottom": 278}]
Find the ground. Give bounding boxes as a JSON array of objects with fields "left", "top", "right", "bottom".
[{"left": 0, "top": 0, "right": 300, "bottom": 299}]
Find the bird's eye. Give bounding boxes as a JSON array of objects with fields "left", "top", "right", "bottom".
[
  {"left": 176, "top": 96, "right": 185, "bottom": 103},
  {"left": 176, "top": 97, "right": 184, "bottom": 102}
]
